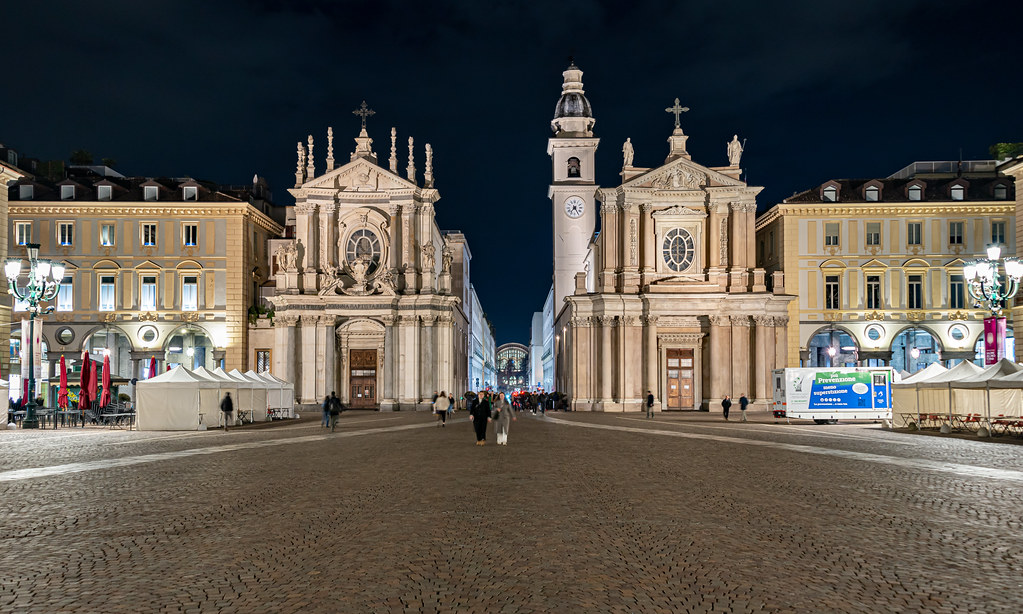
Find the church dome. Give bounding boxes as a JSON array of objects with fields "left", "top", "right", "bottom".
[{"left": 554, "top": 92, "right": 592, "bottom": 118}]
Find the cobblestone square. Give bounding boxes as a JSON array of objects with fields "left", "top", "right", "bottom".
[{"left": 2, "top": 410, "right": 1023, "bottom": 613}]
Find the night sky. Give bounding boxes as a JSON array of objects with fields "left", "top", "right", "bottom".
[{"left": 4, "top": 1, "right": 1021, "bottom": 345}]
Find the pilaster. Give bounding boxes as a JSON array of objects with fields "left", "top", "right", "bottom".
[
  {"left": 709, "top": 314, "right": 731, "bottom": 402},
  {"left": 730, "top": 315, "right": 751, "bottom": 398}
]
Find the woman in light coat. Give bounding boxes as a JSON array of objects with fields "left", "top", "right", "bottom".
[{"left": 492, "top": 392, "right": 515, "bottom": 446}]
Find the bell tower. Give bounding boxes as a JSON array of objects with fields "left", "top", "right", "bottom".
[{"left": 548, "top": 62, "right": 599, "bottom": 314}]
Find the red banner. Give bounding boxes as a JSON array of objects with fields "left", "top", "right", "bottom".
[{"left": 984, "top": 316, "right": 1006, "bottom": 365}]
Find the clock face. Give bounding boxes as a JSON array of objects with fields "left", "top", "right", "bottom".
[{"left": 564, "top": 197, "right": 585, "bottom": 219}]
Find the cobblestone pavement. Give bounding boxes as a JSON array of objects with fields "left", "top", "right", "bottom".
[{"left": 2, "top": 409, "right": 1023, "bottom": 613}]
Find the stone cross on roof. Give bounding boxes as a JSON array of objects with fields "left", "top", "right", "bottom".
[
  {"left": 353, "top": 101, "right": 375, "bottom": 129},
  {"left": 665, "top": 98, "right": 690, "bottom": 129}
]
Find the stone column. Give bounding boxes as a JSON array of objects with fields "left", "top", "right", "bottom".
[
  {"left": 728, "top": 202, "right": 747, "bottom": 292},
  {"left": 775, "top": 316, "right": 790, "bottom": 368},
  {"left": 730, "top": 315, "right": 751, "bottom": 398},
  {"left": 709, "top": 315, "right": 732, "bottom": 402},
  {"left": 600, "top": 203, "right": 619, "bottom": 291},
  {"left": 763, "top": 316, "right": 777, "bottom": 393},
  {"left": 753, "top": 316, "right": 771, "bottom": 402},
  {"left": 380, "top": 314, "right": 397, "bottom": 410},
  {"left": 623, "top": 204, "right": 640, "bottom": 293},
  {"left": 600, "top": 315, "right": 614, "bottom": 404},
  {"left": 315, "top": 315, "right": 335, "bottom": 401},
  {"left": 421, "top": 315, "right": 437, "bottom": 400},
  {"left": 319, "top": 203, "right": 337, "bottom": 271},
  {"left": 299, "top": 314, "right": 319, "bottom": 404},
  {"left": 710, "top": 205, "right": 725, "bottom": 269},
  {"left": 745, "top": 203, "right": 757, "bottom": 270},
  {"left": 273, "top": 315, "right": 299, "bottom": 384},
  {"left": 642, "top": 315, "right": 659, "bottom": 407},
  {"left": 295, "top": 203, "right": 319, "bottom": 291},
  {"left": 640, "top": 204, "right": 655, "bottom": 283},
  {"left": 402, "top": 207, "right": 416, "bottom": 291},
  {"left": 438, "top": 315, "right": 453, "bottom": 397},
  {"left": 387, "top": 205, "right": 401, "bottom": 282}
]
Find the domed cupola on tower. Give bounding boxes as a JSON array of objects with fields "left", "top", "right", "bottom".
[{"left": 551, "top": 62, "right": 595, "bottom": 137}]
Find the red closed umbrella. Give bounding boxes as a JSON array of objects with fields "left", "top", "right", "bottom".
[
  {"left": 100, "top": 354, "right": 112, "bottom": 408},
  {"left": 147, "top": 356, "right": 156, "bottom": 379},
  {"left": 22, "top": 377, "right": 28, "bottom": 404},
  {"left": 78, "top": 350, "right": 91, "bottom": 411},
  {"left": 89, "top": 356, "right": 98, "bottom": 409},
  {"left": 57, "top": 355, "right": 69, "bottom": 409}
]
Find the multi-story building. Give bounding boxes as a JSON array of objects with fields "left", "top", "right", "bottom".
[
  {"left": 496, "top": 342, "right": 529, "bottom": 392},
  {"left": 7, "top": 166, "right": 284, "bottom": 403},
  {"left": 528, "top": 288, "right": 556, "bottom": 391},
  {"left": 756, "top": 160, "right": 1015, "bottom": 373},
  {"left": 0, "top": 154, "right": 24, "bottom": 383}
]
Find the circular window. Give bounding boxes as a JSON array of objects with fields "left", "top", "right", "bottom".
[
  {"left": 138, "top": 325, "right": 159, "bottom": 345},
  {"left": 949, "top": 324, "right": 968, "bottom": 342},
  {"left": 865, "top": 324, "right": 884, "bottom": 342},
  {"left": 56, "top": 327, "right": 74, "bottom": 346},
  {"left": 662, "top": 228, "right": 696, "bottom": 272},
  {"left": 345, "top": 229, "right": 382, "bottom": 274}
]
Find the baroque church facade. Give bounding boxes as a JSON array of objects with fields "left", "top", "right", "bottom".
[
  {"left": 549, "top": 64, "right": 793, "bottom": 411},
  {"left": 258, "top": 112, "right": 475, "bottom": 410}
]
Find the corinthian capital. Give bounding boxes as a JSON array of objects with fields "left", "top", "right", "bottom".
[
  {"left": 730, "top": 315, "right": 751, "bottom": 327},
  {"left": 708, "top": 314, "right": 730, "bottom": 327}
]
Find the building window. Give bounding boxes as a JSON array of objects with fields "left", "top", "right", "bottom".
[
  {"left": 908, "top": 185, "right": 923, "bottom": 201},
  {"left": 97, "top": 185, "right": 112, "bottom": 201},
  {"left": 950, "top": 185, "right": 965, "bottom": 201},
  {"left": 183, "top": 186, "right": 198, "bottom": 201},
  {"left": 865, "top": 222, "right": 881, "bottom": 246},
  {"left": 825, "top": 275, "right": 840, "bottom": 310},
  {"left": 824, "top": 222, "right": 840, "bottom": 247},
  {"left": 948, "top": 221, "right": 964, "bottom": 245},
  {"left": 908, "top": 274, "right": 923, "bottom": 309},
  {"left": 994, "top": 184, "right": 1008, "bottom": 200},
  {"left": 183, "top": 223, "right": 198, "bottom": 247},
  {"left": 15, "top": 222, "right": 31, "bottom": 246},
  {"left": 865, "top": 186, "right": 879, "bottom": 201},
  {"left": 57, "top": 222, "right": 74, "bottom": 247},
  {"left": 255, "top": 349, "right": 271, "bottom": 372},
  {"left": 661, "top": 228, "right": 696, "bottom": 272},
  {"left": 866, "top": 275, "right": 881, "bottom": 310},
  {"left": 822, "top": 186, "right": 838, "bottom": 202},
  {"left": 99, "top": 275, "right": 116, "bottom": 311},
  {"left": 19, "top": 185, "right": 33, "bottom": 200},
  {"left": 950, "top": 274, "right": 965, "bottom": 309},
  {"left": 142, "top": 223, "right": 158, "bottom": 247},
  {"left": 907, "top": 222, "right": 922, "bottom": 246},
  {"left": 144, "top": 185, "right": 159, "bottom": 201},
  {"left": 100, "top": 223, "right": 115, "bottom": 247},
  {"left": 57, "top": 276, "right": 73, "bottom": 311},
  {"left": 60, "top": 185, "right": 75, "bottom": 200},
  {"left": 182, "top": 275, "right": 198, "bottom": 311},
  {"left": 992, "top": 220, "right": 1006, "bottom": 245},
  {"left": 567, "top": 157, "right": 581, "bottom": 178},
  {"left": 141, "top": 275, "right": 158, "bottom": 311}
]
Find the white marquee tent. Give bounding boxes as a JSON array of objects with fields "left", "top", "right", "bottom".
[
  {"left": 240, "top": 370, "right": 270, "bottom": 422},
  {"left": 137, "top": 366, "right": 220, "bottom": 430},
  {"left": 892, "top": 363, "right": 948, "bottom": 426},
  {"left": 258, "top": 371, "right": 295, "bottom": 417}
]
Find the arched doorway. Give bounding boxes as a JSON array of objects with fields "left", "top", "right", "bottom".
[
  {"left": 806, "top": 328, "right": 858, "bottom": 368},
  {"left": 164, "top": 326, "right": 218, "bottom": 371},
  {"left": 891, "top": 328, "right": 941, "bottom": 374}
]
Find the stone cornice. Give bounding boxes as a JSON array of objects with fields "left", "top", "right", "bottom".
[
  {"left": 770, "top": 202, "right": 1014, "bottom": 217},
  {"left": 11, "top": 202, "right": 284, "bottom": 234}
]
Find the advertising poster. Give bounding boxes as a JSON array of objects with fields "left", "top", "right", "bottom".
[
  {"left": 784, "top": 367, "right": 892, "bottom": 420},
  {"left": 984, "top": 317, "right": 1006, "bottom": 366}
]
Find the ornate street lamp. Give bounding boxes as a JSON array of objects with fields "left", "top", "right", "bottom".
[
  {"left": 963, "top": 245, "right": 1023, "bottom": 364},
  {"left": 6, "top": 243, "right": 65, "bottom": 429}
]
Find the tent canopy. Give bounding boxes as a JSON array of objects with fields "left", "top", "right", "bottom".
[
  {"left": 897, "top": 363, "right": 948, "bottom": 385},
  {"left": 136, "top": 366, "right": 219, "bottom": 430},
  {"left": 916, "top": 361, "right": 985, "bottom": 387}
]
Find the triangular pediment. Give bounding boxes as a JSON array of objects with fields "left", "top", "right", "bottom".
[
  {"left": 860, "top": 258, "right": 888, "bottom": 269},
  {"left": 622, "top": 156, "right": 745, "bottom": 190},
  {"left": 135, "top": 259, "right": 162, "bottom": 270},
  {"left": 303, "top": 157, "right": 417, "bottom": 193}
]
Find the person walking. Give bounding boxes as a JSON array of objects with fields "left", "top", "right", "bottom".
[
  {"left": 721, "top": 395, "right": 732, "bottom": 421},
  {"left": 435, "top": 390, "right": 450, "bottom": 427},
  {"left": 321, "top": 394, "right": 331, "bottom": 428},
  {"left": 739, "top": 393, "right": 749, "bottom": 423},
  {"left": 221, "top": 392, "right": 234, "bottom": 432},
  {"left": 492, "top": 392, "right": 515, "bottom": 445},
  {"left": 329, "top": 391, "right": 343, "bottom": 432},
  {"left": 646, "top": 390, "right": 655, "bottom": 418},
  {"left": 470, "top": 391, "right": 491, "bottom": 445}
]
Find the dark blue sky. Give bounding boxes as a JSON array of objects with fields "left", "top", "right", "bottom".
[{"left": 4, "top": 0, "right": 1021, "bottom": 344}]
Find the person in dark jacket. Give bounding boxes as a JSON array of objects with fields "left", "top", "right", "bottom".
[
  {"left": 470, "top": 391, "right": 492, "bottom": 445},
  {"left": 646, "top": 390, "right": 655, "bottom": 419},
  {"left": 721, "top": 395, "right": 732, "bottom": 421},
  {"left": 739, "top": 393, "right": 749, "bottom": 423},
  {"left": 221, "top": 392, "right": 234, "bottom": 432},
  {"left": 329, "top": 391, "right": 343, "bottom": 432}
]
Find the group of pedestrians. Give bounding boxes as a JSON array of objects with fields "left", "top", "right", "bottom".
[
  {"left": 721, "top": 393, "right": 749, "bottom": 422},
  {"left": 468, "top": 391, "right": 515, "bottom": 445},
  {"left": 322, "top": 391, "right": 344, "bottom": 431},
  {"left": 432, "top": 391, "right": 454, "bottom": 426}
]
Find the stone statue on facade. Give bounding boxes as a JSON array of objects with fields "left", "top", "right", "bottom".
[
  {"left": 276, "top": 242, "right": 299, "bottom": 272},
  {"left": 373, "top": 267, "right": 397, "bottom": 296},
  {"left": 622, "top": 137, "right": 634, "bottom": 168},
  {"left": 340, "top": 256, "right": 374, "bottom": 296},
  {"left": 422, "top": 242, "right": 436, "bottom": 269},
  {"left": 319, "top": 266, "right": 345, "bottom": 295},
  {"left": 727, "top": 135, "right": 744, "bottom": 167},
  {"left": 441, "top": 246, "right": 453, "bottom": 274}
]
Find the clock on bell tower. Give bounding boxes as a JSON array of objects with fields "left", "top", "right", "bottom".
[{"left": 549, "top": 61, "right": 599, "bottom": 313}]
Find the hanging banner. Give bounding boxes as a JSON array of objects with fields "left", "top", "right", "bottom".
[{"left": 984, "top": 316, "right": 1006, "bottom": 365}]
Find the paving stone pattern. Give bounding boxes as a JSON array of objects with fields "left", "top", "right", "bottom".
[{"left": 1, "top": 411, "right": 1022, "bottom": 613}]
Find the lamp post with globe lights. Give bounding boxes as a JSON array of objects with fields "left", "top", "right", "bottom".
[
  {"left": 5, "top": 243, "right": 65, "bottom": 429},
  {"left": 963, "top": 245, "right": 1023, "bottom": 365}
]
